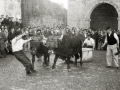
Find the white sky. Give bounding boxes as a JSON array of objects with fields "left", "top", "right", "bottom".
[{"left": 49, "top": 0, "right": 68, "bottom": 9}]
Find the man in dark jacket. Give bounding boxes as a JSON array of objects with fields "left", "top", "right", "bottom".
[
  {"left": 14, "top": 18, "right": 19, "bottom": 29},
  {"left": 2, "top": 15, "right": 9, "bottom": 26},
  {"left": 0, "top": 28, "right": 7, "bottom": 58},
  {"left": 9, "top": 17, "right": 14, "bottom": 32},
  {"left": 94, "top": 30, "right": 99, "bottom": 50},
  {"left": 18, "top": 19, "right": 23, "bottom": 29},
  {"left": 1, "top": 15, "right": 4, "bottom": 25},
  {"left": 8, "top": 28, "right": 15, "bottom": 44}
]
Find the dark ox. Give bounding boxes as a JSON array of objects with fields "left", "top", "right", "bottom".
[
  {"left": 31, "top": 42, "right": 50, "bottom": 69},
  {"left": 30, "top": 36, "right": 50, "bottom": 69},
  {"left": 52, "top": 34, "right": 82, "bottom": 69},
  {"left": 32, "top": 34, "right": 83, "bottom": 70}
]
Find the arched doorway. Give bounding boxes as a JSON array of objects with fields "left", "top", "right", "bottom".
[{"left": 90, "top": 3, "right": 118, "bottom": 30}]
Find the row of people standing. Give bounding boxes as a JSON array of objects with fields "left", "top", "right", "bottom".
[
  {"left": 94, "top": 30, "right": 107, "bottom": 50},
  {"left": 94, "top": 29, "right": 120, "bottom": 50},
  {"left": 0, "top": 15, "right": 23, "bottom": 32},
  {"left": 76, "top": 28, "right": 107, "bottom": 50},
  {"left": 24, "top": 26, "right": 108, "bottom": 51},
  {"left": 0, "top": 14, "right": 23, "bottom": 58},
  {"left": 0, "top": 26, "right": 21, "bottom": 58}
]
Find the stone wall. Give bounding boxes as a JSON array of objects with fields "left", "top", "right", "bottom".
[
  {"left": 68, "top": 0, "right": 120, "bottom": 30},
  {"left": 21, "top": 0, "right": 67, "bottom": 28},
  {"left": 0, "top": 0, "right": 5, "bottom": 15},
  {"left": 0, "top": 0, "right": 21, "bottom": 19}
]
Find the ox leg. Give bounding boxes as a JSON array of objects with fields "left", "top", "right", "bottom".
[
  {"left": 31, "top": 47, "right": 36, "bottom": 70},
  {"left": 32, "top": 54, "right": 35, "bottom": 70},
  {"left": 67, "top": 57, "right": 71, "bottom": 69},
  {"left": 48, "top": 54, "right": 50, "bottom": 64},
  {"left": 44, "top": 55, "right": 49, "bottom": 67},
  {"left": 74, "top": 53, "right": 79, "bottom": 66},
  {"left": 75, "top": 57, "right": 77, "bottom": 66},
  {"left": 52, "top": 55, "right": 58, "bottom": 69},
  {"left": 79, "top": 50, "right": 83, "bottom": 66}
]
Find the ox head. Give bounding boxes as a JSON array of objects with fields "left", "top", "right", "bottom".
[{"left": 30, "top": 42, "right": 43, "bottom": 58}]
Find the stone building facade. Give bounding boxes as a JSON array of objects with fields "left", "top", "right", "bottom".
[
  {"left": 21, "top": 0, "right": 67, "bottom": 27},
  {"left": 68, "top": 0, "right": 120, "bottom": 30},
  {"left": 0, "top": 0, "right": 21, "bottom": 19}
]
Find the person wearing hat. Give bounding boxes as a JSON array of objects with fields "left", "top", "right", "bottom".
[
  {"left": 82, "top": 34, "right": 95, "bottom": 49},
  {"left": 1, "top": 15, "right": 4, "bottom": 22},
  {"left": 14, "top": 18, "right": 19, "bottom": 29},
  {"left": 9, "top": 17, "right": 14, "bottom": 31},
  {"left": 82, "top": 29, "right": 87, "bottom": 39},
  {"left": 2, "top": 15, "right": 9, "bottom": 27},
  {"left": 102, "top": 27, "right": 119, "bottom": 69},
  {"left": 8, "top": 27, "right": 15, "bottom": 44},
  {"left": 18, "top": 19, "right": 23, "bottom": 29},
  {"left": 94, "top": 30, "right": 99, "bottom": 50},
  {"left": 12, "top": 31, "right": 36, "bottom": 75}
]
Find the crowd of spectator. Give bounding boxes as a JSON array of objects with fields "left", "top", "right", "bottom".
[
  {"left": 0, "top": 15, "right": 23, "bottom": 58},
  {"left": 1, "top": 14, "right": 120, "bottom": 58},
  {"left": 23, "top": 26, "right": 108, "bottom": 51}
]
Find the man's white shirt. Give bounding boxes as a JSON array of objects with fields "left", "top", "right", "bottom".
[
  {"left": 12, "top": 37, "right": 29, "bottom": 52},
  {"left": 84, "top": 38, "right": 95, "bottom": 46}
]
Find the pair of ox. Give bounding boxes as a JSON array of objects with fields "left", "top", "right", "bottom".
[{"left": 30, "top": 34, "right": 83, "bottom": 70}]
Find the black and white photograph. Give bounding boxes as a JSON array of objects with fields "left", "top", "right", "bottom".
[{"left": 0, "top": 0, "right": 120, "bottom": 90}]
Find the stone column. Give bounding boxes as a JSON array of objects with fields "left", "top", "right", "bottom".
[{"left": 118, "top": 18, "right": 120, "bottom": 30}]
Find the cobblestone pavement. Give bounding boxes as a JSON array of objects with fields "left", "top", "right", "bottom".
[{"left": 0, "top": 50, "right": 120, "bottom": 90}]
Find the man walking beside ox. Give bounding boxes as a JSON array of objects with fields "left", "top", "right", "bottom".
[{"left": 102, "top": 27, "right": 119, "bottom": 69}]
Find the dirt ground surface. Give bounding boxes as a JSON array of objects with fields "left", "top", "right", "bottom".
[{"left": 0, "top": 50, "right": 120, "bottom": 90}]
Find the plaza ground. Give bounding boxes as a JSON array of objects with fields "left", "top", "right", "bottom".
[{"left": 0, "top": 50, "right": 120, "bottom": 90}]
